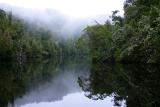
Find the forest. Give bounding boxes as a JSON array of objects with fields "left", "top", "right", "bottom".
[
  {"left": 83, "top": 0, "right": 160, "bottom": 63},
  {"left": 1, "top": 0, "right": 160, "bottom": 107},
  {"left": 0, "top": 9, "right": 89, "bottom": 61},
  {"left": 1, "top": 0, "right": 160, "bottom": 64}
]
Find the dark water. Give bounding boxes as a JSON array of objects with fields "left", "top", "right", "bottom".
[{"left": 0, "top": 57, "right": 160, "bottom": 107}]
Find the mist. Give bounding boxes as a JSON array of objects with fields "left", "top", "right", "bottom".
[{"left": 0, "top": 0, "right": 124, "bottom": 38}]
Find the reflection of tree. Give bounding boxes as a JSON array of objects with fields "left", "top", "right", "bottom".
[
  {"left": 0, "top": 59, "right": 59, "bottom": 107},
  {"left": 0, "top": 56, "right": 89, "bottom": 107},
  {"left": 78, "top": 62, "right": 160, "bottom": 107},
  {"left": 0, "top": 63, "right": 25, "bottom": 107}
]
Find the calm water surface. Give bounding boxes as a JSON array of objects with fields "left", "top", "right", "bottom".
[{"left": 0, "top": 57, "right": 160, "bottom": 107}]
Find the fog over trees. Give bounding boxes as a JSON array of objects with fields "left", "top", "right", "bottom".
[{"left": 1, "top": 0, "right": 160, "bottom": 63}]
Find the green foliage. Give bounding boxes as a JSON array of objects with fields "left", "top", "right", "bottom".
[
  {"left": 82, "top": 0, "right": 160, "bottom": 63},
  {"left": 84, "top": 22, "right": 114, "bottom": 62},
  {"left": 0, "top": 9, "right": 86, "bottom": 61},
  {"left": 75, "top": 34, "right": 90, "bottom": 55}
]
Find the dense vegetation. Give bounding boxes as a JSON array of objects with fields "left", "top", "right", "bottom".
[
  {"left": 0, "top": 9, "right": 88, "bottom": 61},
  {"left": 1, "top": 0, "right": 160, "bottom": 64},
  {"left": 84, "top": 0, "right": 160, "bottom": 63}
]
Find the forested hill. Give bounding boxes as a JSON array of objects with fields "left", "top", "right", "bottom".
[
  {"left": 1, "top": 0, "right": 160, "bottom": 64},
  {"left": 83, "top": 0, "right": 160, "bottom": 64},
  {"left": 0, "top": 9, "right": 89, "bottom": 61}
]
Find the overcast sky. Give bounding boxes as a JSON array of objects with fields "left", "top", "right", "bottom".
[{"left": 0, "top": 0, "right": 125, "bottom": 18}]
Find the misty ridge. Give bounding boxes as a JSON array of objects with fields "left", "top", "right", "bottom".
[
  {"left": 0, "top": 1, "right": 123, "bottom": 60},
  {"left": 0, "top": 3, "right": 108, "bottom": 39}
]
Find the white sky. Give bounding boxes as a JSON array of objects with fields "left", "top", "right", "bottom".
[{"left": 0, "top": 0, "right": 124, "bottom": 18}]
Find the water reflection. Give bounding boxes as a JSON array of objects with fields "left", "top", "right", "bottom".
[
  {"left": 78, "top": 62, "right": 160, "bottom": 107},
  {"left": 20, "top": 93, "right": 117, "bottom": 107},
  {"left": 0, "top": 57, "right": 160, "bottom": 107},
  {"left": 0, "top": 56, "right": 90, "bottom": 107}
]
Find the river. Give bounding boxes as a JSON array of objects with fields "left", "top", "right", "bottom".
[{"left": 0, "top": 56, "right": 159, "bottom": 107}]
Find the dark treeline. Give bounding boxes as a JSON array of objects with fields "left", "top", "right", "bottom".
[
  {"left": 1, "top": 0, "right": 160, "bottom": 63},
  {"left": 0, "top": 9, "right": 89, "bottom": 61},
  {"left": 83, "top": 0, "right": 160, "bottom": 63}
]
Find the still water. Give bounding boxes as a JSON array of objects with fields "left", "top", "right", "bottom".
[{"left": 0, "top": 57, "right": 160, "bottom": 107}]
